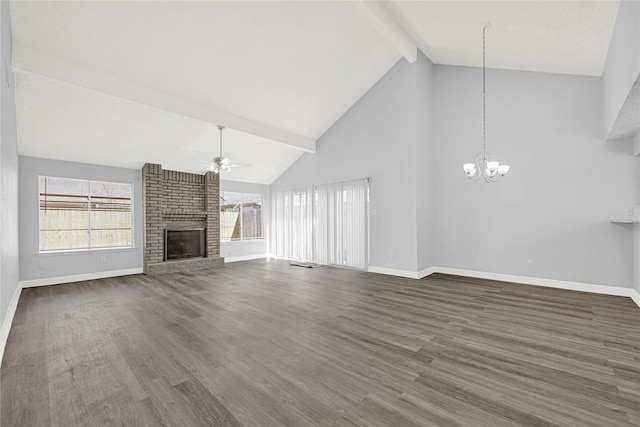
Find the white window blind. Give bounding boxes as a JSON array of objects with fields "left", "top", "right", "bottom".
[
  {"left": 272, "top": 178, "right": 369, "bottom": 270},
  {"left": 39, "top": 176, "right": 133, "bottom": 251},
  {"left": 220, "top": 192, "right": 263, "bottom": 241}
]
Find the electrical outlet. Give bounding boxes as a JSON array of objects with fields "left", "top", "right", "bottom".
[
  {"left": 527, "top": 259, "right": 533, "bottom": 267},
  {"left": 38, "top": 263, "right": 45, "bottom": 270},
  {"left": 100, "top": 256, "right": 107, "bottom": 263}
]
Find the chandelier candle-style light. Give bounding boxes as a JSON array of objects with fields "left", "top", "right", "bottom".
[{"left": 463, "top": 23, "right": 510, "bottom": 183}]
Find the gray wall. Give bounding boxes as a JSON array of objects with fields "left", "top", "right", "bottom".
[
  {"left": 272, "top": 53, "right": 437, "bottom": 272},
  {"left": 1, "top": 0, "right": 19, "bottom": 325},
  {"left": 271, "top": 49, "right": 637, "bottom": 289},
  {"left": 220, "top": 179, "right": 270, "bottom": 258},
  {"left": 19, "top": 156, "right": 143, "bottom": 281},
  {"left": 602, "top": 0, "right": 640, "bottom": 138},
  {"left": 635, "top": 156, "right": 640, "bottom": 294},
  {"left": 415, "top": 52, "right": 437, "bottom": 271},
  {"left": 434, "top": 66, "right": 636, "bottom": 288},
  {"left": 635, "top": 225, "right": 640, "bottom": 293}
]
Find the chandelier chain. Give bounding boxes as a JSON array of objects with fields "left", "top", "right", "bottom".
[{"left": 482, "top": 24, "right": 486, "bottom": 159}]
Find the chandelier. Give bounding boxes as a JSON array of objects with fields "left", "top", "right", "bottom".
[{"left": 463, "top": 23, "right": 510, "bottom": 183}]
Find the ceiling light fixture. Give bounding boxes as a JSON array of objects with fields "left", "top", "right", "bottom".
[
  {"left": 207, "top": 125, "right": 252, "bottom": 173},
  {"left": 211, "top": 126, "right": 232, "bottom": 173},
  {"left": 463, "top": 23, "right": 510, "bottom": 183}
]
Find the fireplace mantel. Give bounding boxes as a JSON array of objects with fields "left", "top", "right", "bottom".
[{"left": 162, "top": 210, "right": 207, "bottom": 222}]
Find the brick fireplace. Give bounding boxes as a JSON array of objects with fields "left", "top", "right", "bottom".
[{"left": 142, "top": 163, "right": 224, "bottom": 275}]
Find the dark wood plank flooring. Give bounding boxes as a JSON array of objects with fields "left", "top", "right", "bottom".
[{"left": 2, "top": 259, "right": 639, "bottom": 426}]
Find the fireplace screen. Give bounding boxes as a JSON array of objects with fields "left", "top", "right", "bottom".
[{"left": 164, "top": 229, "right": 206, "bottom": 261}]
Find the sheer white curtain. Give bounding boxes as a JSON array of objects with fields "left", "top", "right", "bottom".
[
  {"left": 273, "top": 186, "right": 313, "bottom": 260},
  {"left": 273, "top": 178, "right": 369, "bottom": 270},
  {"left": 315, "top": 179, "right": 368, "bottom": 269}
]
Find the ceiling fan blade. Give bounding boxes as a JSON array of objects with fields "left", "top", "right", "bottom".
[{"left": 229, "top": 163, "right": 252, "bottom": 168}]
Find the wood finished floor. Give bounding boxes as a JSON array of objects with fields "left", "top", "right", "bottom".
[{"left": 1, "top": 259, "right": 639, "bottom": 426}]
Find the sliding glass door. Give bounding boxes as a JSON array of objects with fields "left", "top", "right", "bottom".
[{"left": 272, "top": 178, "right": 369, "bottom": 270}]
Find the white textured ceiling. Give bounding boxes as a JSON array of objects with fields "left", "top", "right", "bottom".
[
  {"left": 15, "top": 72, "right": 304, "bottom": 184},
  {"left": 8, "top": 1, "right": 622, "bottom": 183},
  {"left": 386, "top": 0, "right": 620, "bottom": 76},
  {"left": 10, "top": 0, "right": 399, "bottom": 139},
  {"left": 609, "top": 73, "right": 640, "bottom": 140},
  {"left": 9, "top": 0, "right": 401, "bottom": 182}
]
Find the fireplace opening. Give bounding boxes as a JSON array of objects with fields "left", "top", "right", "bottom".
[{"left": 165, "top": 228, "right": 206, "bottom": 261}]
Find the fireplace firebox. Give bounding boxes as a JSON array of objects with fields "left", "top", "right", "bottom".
[{"left": 164, "top": 228, "right": 206, "bottom": 261}]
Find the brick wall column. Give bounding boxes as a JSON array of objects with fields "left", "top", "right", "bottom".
[
  {"left": 142, "top": 163, "right": 164, "bottom": 272},
  {"left": 204, "top": 171, "right": 220, "bottom": 258}
]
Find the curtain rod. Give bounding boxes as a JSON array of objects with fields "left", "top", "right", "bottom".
[{"left": 273, "top": 176, "right": 369, "bottom": 192}]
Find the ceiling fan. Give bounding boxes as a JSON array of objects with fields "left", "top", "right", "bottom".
[{"left": 206, "top": 125, "right": 252, "bottom": 173}]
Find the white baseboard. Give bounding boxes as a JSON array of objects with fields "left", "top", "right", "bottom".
[
  {"left": 224, "top": 254, "right": 268, "bottom": 263},
  {"left": 267, "top": 255, "right": 296, "bottom": 261},
  {"left": 0, "top": 283, "right": 22, "bottom": 368},
  {"left": 368, "top": 266, "right": 436, "bottom": 279},
  {"left": 630, "top": 289, "right": 640, "bottom": 308},
  {"left": 418, "top": 266, "right": 437, "bottom": 279},
  {"left": 19, "top": 267, "right": 143, "bottom": 288},
  {"left": 368, "top": 265, "right": 640, "bottom": 309},
  {"left": 435, "top": 267, "right": 636, "bottom": 298},
  {"left": 368, "top": 266, "right": 422, "bottom": 279}
]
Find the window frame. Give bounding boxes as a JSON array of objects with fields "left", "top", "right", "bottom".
[
  {"left": 38, "top": 175, "right": 135, "bottom": 253},
  {"left": 219, "top": 191, "right": 264, "bottom": 242}
]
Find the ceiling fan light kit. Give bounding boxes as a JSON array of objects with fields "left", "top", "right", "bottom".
[{"left": 463, "top": 23, "right": 510, "bottom": 183}]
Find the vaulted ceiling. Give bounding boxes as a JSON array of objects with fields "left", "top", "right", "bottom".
[{"left": 9, "top": 1, "right": 621, "bottom": 183}]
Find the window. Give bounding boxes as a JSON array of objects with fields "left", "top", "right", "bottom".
[
  {"left": 220, "top": 192, "right": 263, "bottom": 241},
  {"left": 39, "top": 176, "right": 133, "bottom": 251}
]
